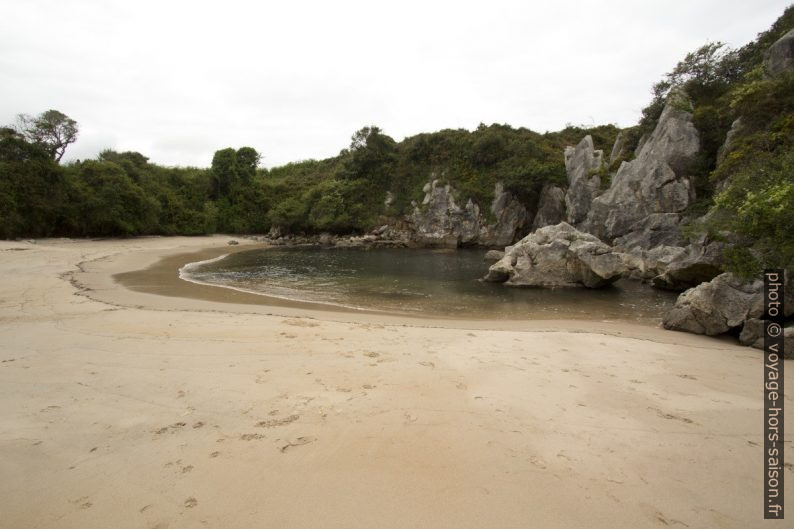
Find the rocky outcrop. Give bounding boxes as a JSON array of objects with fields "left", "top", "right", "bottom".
[
  {"left": 480, "top": 183, "right": 530, "bottom": 247},
  {"left": 408, "top": 180, "right": 528, "bottom": 248},
  {"left": 739, "top": 320, "right": 793, "bottom": 358},
  {"left": 583, "top": 94, "right": 699, "bottom": 243},
  {"left": 764, "top": 28, "right": 794, "bottom": 78},
  {"left": 608, "top": 132, "right": 626, "bottom": 165},
  {"left": 663, "top": 271, "right": 793, "bottom": 344},
  {"left": 662, "top": 273, "right": 763, "bottom": 335},
  {"left": 483, "top": 222, "right": 626, "bottom": 288},
  {"left": 650, "top": 237, "right": 725, "bottom": 290},
  {"left": 613, "top": 213, "right": 686, "bottom": 250},
  {"left": 716, "top": 117, "right": 744, "bottom": 166},
  {"left": 564, "top": 136, "right": 604, "bottom": 226},
  {"left": 532, "top": 184, "right": 566, "bottom": 230}
]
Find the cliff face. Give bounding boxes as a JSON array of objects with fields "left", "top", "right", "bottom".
[
  {"left": 407, "top": 180, "right": 529, "bottom": 248},
  {"left": 583, "top": 94, "right": 700, "bottom": 246}
]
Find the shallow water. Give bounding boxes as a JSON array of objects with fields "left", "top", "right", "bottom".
[{"left": 181, "top": 246, "right": 678, "bottom": 322}]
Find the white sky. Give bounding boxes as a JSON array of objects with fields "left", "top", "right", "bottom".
[{"left": 1, "top": 0, "right": 790, "bottom": 168}]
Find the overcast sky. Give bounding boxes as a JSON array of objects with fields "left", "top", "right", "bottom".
[{"left": 1, "top": 0, "right": 790, "bottom": 168}]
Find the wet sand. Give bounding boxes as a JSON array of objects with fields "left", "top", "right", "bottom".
[{"left": 0, "top": 236, "right": 790, "bottom": 528}]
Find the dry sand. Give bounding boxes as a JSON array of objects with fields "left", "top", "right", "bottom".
[{"left": 0, "top": 235, "right": 790, "bottom": 528}]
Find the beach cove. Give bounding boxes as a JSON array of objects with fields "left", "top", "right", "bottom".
[{"left": 0, "top": 236, "right": 790, "bottom": 528}]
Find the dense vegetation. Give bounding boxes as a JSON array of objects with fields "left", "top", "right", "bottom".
[{"left": 2, "top": 6, "right": 792, "bottom": 275}]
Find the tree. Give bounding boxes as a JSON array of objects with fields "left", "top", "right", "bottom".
[{"left": 15, "top": 110, "right": 78, "bottom": 162}]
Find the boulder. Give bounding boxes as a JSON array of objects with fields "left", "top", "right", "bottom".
[
  {"left": 532, "top": 184, "right": 567, "bottom": 231},
  {"left": 564, "top": 136, "right": 604, "bottom": 225},
  {"left": 764, "top": 28, "right": 794, "bottom": 78},
  {"left": 583, "top": 93, "right": 699, "bottom": 242},
  {"left": 483, "top": 222, "right": 626, "bottom": 288},
  {"left": 484, "top": 249, "right": 505, "bottom": 262},
  {"left": 739, "top": 320, "right": 793, "bottom": 358},
  {"left": 663, "top": 273, "right": 763, "bottom": 335},
  {"left": 716, "top": 117, "right": 744, "bottom": 166}
]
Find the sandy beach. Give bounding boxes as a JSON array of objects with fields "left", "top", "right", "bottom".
[{"left": 0, "top": 235, "right": 790, "bottom": 529}]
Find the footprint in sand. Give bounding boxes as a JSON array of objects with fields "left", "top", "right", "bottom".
[
  {"left": 192, "top": 421, "right": 204, "bottom": 429},
  {"left": 418, "top": 361, "right": 435, "bottom": 368},
  {"left": 69, "top": 496, "right": 92, "bottom": 509},
  {"left": 240, "top": 433, "right": 266, "bottom": 441},
  {"left": 209, "top": 451, "right": 220, "bottom": 458},
  {"left": 153, "top": 422, "right": 186, "bottom": 435},
  {"left": 649, "top": 407, "right": 695, "bottom": 424},
  {"left": 282, "top": 319, "right": 320, "bottom": 327},
  {"left": 529, "top": 456, "right": 547, "bottom": 469},
  {"left": 677, "top": 374, "right": 697, "bottom": 380},
  {"left": 363, "top": 351, "right": 380, "bottom": 358},
  {"left": 184, "top": 497, "right": 198, "bottom": 509},
  {"left": 256, "top": 415, "right": 299, "bottom": 428},
  {"left": 280, "top": 436, "right": 316, "bottom": 453}
]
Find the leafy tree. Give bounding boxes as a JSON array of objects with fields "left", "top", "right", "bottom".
[{"left": 15, "top": 110, "right": 78, "bottom": 162}]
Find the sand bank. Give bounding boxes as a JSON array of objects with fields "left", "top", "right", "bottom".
[{"left": 0, "top": 236, "right": 790, "bottom": 528}]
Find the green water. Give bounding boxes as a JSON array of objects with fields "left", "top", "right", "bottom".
[{"left": 181, "top": 246, "right": 678, "bottom": 322}]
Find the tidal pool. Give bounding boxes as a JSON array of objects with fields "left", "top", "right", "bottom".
[{"left": 180, "top": 246, "right": 678, "bottom": 323}]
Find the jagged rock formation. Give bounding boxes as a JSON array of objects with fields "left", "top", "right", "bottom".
[
  {"left": 564, "top": 136, "right": 604, "bottom": 226},
  {"left": 764, "top": 28, "right": 794, "bottom": 78},
  {"left": 483, "top": 222, "right": 626, "bottom": 288},
  {"left": 408, "top": 180, "right": 528, "bottom": 248},
  {"left": 663, "top": 271, "right": 793, "bottom": 355},
  {"left": 532, "top": 184, "right": 566, "bottom": 230},
  {"left": 662, "top": 273, "right": 764, "bottom": 335},
  {"left": 583, "top": 94, "right": 700, "bottom": 245},
  {"left": 649, "top": 236, "right": 725, "bottom": 290},
  {"left": 608, "top": 132, "right": 626, "bottom": 165}
]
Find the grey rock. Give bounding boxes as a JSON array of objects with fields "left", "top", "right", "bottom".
[
  {"left": 584, "top": 94, "right": 699, "bottom": 242},
  {"left": 651, "top": 237, "right": 725, "bottom": 291},
  {"left": 484, "top": 250, "right": 505, "bottom": 262},
  {"left": 608, "top": 131, "right": 626, "bottom": 165},
  {"left": 613, "top": 213, "right": 685, "bottom": 251},
  {"left": 740, "top": 320, "right": 793, "bottom": 358},
  {"left": 716, "top": 117, "right": 744, "bottom": 166},
  {"left": 483, "top": 222, "right": 626, "bottom": 288},
  {"left": 663, "top": 273, "right": 763, "bottom": 335},
  {"left": 564, "top": 136, "right": 604, "bottom": 225},
  {"left": 227, "top": 239, "right": 239, "bottom": 245},
  {"left": 532, "top": 184, "right": 567, "bottom": 231},
  {"left": 764, "top": 28, "right": 794, "bottom": 78},
  {"left": 479, "top": 183, "right": 530, "bottom": 247},
  {"left": 408, "top": 180, "right": 528, "bottom": 248}
]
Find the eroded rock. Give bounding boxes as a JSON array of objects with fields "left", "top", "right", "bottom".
[{"left": 484, "top": 222, "right": 626, "bottom": 288}]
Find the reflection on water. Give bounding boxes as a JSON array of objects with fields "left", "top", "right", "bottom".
[{"left": 181, "top": 246, "right": 678, "bottom": 322}]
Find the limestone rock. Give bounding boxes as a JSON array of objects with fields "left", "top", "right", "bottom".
[
  {"left": 608, "top": 132, "right": 626, "bottom": 165},
  {"left": 740, "top": 320, "right": 793, "bottom": 358},
  {"left": 584, "top": 94, "right": 699, "bottom": 242},
  {"left": 484, "top": 249, "right": 505, "bottom": 262},
  {"left": 532, "top": 184, "right": 566, "bottom": 231},
  {"left": 479, "top": 183, "right": 530, "bottom": 247},
  {"left": 663, "top": 273, "right": 763, "bottom": 336},
  {"left": 409, "top": 180, "right": 528, "bottom": 248},
  {"left": 483, "top": 222, "right": 626, "bottom": 288},
  {"left": 564, "top": 136, "right": 604, "bottom": 226},
  {"left": 764, "top": 28, "right": 794, "bottom": 78},
  {"left": 650, "top": 237, "right": 725, "bottom": 290}
]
